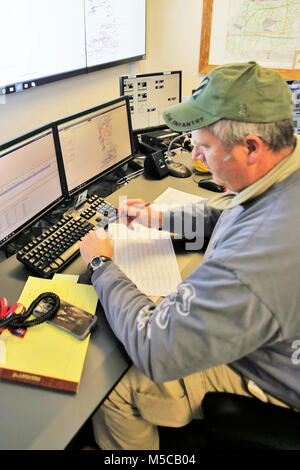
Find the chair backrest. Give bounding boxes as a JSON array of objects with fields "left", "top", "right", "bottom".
[{"left": 202, "top": 392, "right": 300, "bottom": 450}]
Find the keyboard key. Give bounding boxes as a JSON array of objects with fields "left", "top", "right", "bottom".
[{"left": 59, "top": 240, "right": 81, "bottom": 262}]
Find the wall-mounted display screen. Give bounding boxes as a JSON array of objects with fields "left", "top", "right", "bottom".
[{"left": 0, "top": 0, "right": 146, "bottom": 97}]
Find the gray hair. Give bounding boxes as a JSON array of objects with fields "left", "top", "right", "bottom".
[{"left": 207, "top": 118, "right": 295, "bottom": 152}]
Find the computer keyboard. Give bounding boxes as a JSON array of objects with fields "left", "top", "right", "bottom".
[
  {"left": 80, "top": 195, "right": 118, "bottom": 228},
  {"left": 16, "top": 195, "right": 118, "bottom": 278}
]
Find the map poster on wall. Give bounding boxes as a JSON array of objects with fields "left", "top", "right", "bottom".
[{"left": 199, "top": 0, "right": 300, "bottom": 79}]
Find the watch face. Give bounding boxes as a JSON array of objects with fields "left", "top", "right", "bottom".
[{"left": 91, "top": 257, "right": 102, "bottom": 269}]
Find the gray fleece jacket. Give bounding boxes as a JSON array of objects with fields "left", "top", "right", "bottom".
[{"left": 92, "top": 161, "right": 300, "bottom": 409}]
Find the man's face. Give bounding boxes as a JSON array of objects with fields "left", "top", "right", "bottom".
[{"left": 191, "top": 127, "right": 248, "bottom": 192}]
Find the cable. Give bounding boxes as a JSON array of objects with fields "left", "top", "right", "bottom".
[
  {"left": 0, "top": 292, "right": 60, "bottom": 330},
  {"left": 116, "top": 168, "right": 144, "bottom": 185},
  {"left": 166, "top": 132, "right": 211, "bottom": 174},
  {"left": 166, "top": 132, "right": 191, "bottom": 161}
]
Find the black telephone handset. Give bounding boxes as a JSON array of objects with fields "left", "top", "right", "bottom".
[{"left": 198, "top": 179, "right": 226, "bottom": 192}]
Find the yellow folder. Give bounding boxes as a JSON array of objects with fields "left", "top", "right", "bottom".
[{"left": 0, "top": 276, "right": 98, "bottom": 393}]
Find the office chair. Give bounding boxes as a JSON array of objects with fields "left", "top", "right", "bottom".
[{"left": 159, "top": 392, "right": 300, "bottom": 450}]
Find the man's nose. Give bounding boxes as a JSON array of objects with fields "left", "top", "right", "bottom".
[{"left": 192, "top": 148, "right": 204, "bottom": 161}]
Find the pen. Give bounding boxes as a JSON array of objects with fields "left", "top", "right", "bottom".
[{"left": 119, "top": 202, "right": 152, "bottom": 225}]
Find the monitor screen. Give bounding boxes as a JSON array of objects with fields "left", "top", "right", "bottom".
[
  {"left": 0, "top": 0, "right": 146, "bottom": 97},
  {"left": 287, "top": 80, "right": 300, "bottom": 134},
  {"left": 0, "top": 126, "right": 63, "bottom": 247},
  {"left": 119, "top": 71, "right": 182, "bottom": 134},
  {"left": 56, "top": 96, "right": 134, "bottom": 196}
]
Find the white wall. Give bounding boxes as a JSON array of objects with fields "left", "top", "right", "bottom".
[
  {"left": 0, "top": 0, "right": 203, "bottom": 143},
  {"left": 139, "top": 0, "right": 203, "bottom": 95}
]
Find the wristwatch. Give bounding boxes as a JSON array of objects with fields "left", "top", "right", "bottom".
[{"left": 88, "top": 255, "right": 111, "bottom": 274}]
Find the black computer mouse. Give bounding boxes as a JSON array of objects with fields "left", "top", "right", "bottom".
[
  {"left": 167, "top": 161, "right": 192, "bottom": 178},
  {"left": 198, "top": 179, "right": 226, "bottom": 192}
]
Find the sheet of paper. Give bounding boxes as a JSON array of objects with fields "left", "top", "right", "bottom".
[
  {"left": 53, "top": 273, "right": 79, "bottom": 283},
  {"left": 151, "top": 187, "right": 204, "bottom": 210},
  {"left": 0, "top": 334, "right": 9, "bottom": 365},
  {"left": 109, "top": 223, "right": 182, "bottom": 297}
]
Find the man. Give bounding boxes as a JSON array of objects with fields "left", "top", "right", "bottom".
[{"left": 80, "top": 61, "right": 300, "bottom": 450}]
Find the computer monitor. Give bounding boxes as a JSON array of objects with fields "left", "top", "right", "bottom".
[
  {"left": 119, "top": 71, "right": 182, "bottom": 134},
  {"left": 0, "top": 125, "right": 64, "bottom": 248},
  {"left": 287, "top": 80, "right": 300, "bottom": 134},
  {"left": 55, "top": 96, "right": 134, "bottom": 197}
]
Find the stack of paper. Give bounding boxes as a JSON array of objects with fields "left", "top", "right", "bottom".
[
  {"left": 109, "top": 223, "right": 182, "bottom": 297},
  {"left": 108, "top": 188, "right": 204, "bottom": 296}
]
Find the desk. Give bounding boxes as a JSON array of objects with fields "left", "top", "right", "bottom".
[{"left": 0, "top": 151, "right": 210, "bottom": 450}]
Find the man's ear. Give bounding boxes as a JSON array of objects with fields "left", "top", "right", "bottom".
[{"left": 244, "top": 135, "right": 263, "bottom": 165}]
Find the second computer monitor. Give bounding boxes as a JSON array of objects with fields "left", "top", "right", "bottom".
[
  {"left": 119, "top": 71, "right": 182, "bottom": 134},
  {"left": 56, "top": 96, "right": 134, "bottom": 196},
  {"left": 0, "top": 125, "right": 64, "bottom": 248}
]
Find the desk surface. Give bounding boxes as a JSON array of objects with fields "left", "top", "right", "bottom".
[{"left": 0, "top": 151, "right": 210, "bottom": 450}]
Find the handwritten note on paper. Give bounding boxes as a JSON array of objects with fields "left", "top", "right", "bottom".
[{"left": 109, "top": 223, "right": 182, "bottom": 297}]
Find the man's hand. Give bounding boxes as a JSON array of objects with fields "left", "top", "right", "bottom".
[
  {"left": 80, "top": 228, "right": 113, "bottom": 265},
  {"left": 118, "top": 198, "right": 162, "bottom": 230}
]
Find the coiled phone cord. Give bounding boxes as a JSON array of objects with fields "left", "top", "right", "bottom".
[{"left": 0, "top": 292, "right": 60, "bottom": 330}]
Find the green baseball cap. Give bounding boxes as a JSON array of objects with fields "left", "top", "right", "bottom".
[{"left": 162, "top": 61, "right": 292, "bottom": 132}]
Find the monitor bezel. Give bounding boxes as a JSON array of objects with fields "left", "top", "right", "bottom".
[
  {"left": 54, "top": 95, "right": 135, "bottom": 198},
  {"left": 119, "top": 70, "right": 182, "bottom": 135},
  {"left": 0, "top": 124, "right": 65, "bottom": 248}
]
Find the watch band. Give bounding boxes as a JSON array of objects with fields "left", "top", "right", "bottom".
[{"left": 88, "top": 255, "right": 111, "bottom": 274}]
